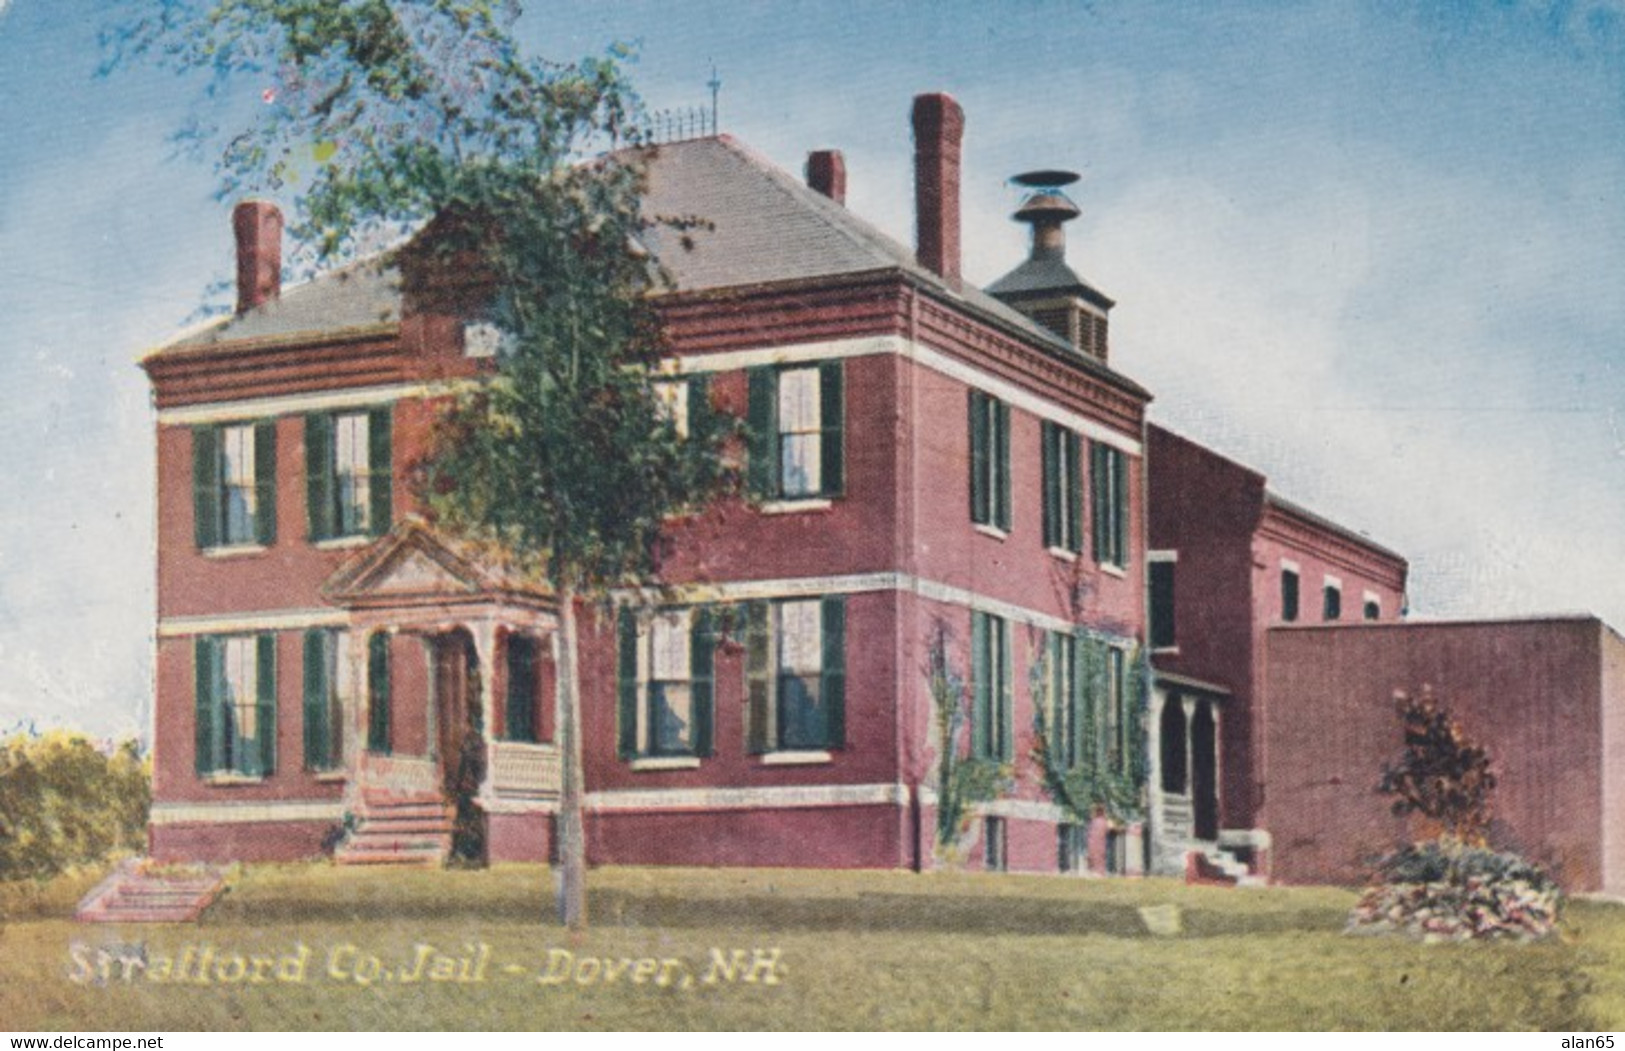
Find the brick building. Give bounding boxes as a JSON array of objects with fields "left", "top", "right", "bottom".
[{"left": 141, "top": 94, "right": 1158, "bottom": 873}]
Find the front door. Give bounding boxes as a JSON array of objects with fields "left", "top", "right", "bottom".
[{"left": 434, "top": 631, "right": 487, "bottom": 865}]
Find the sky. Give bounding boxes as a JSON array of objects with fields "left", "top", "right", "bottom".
[{"left": 0, "top": 1, "right": 1621, "bottom": 740}]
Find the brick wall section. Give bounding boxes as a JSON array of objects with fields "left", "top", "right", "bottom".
[{"left": 1262, "top": 619, "right": 1607, "bottom": 890}]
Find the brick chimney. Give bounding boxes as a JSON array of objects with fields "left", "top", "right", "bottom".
[
  {"left": 806, "top": 149, "right": 846, "bottom": 205},
  {"left": 233, "top": 200, "right": 283, "bottom": 315},
  {"left": 911, "top": 93, "right": 964, "bottom": 283}
]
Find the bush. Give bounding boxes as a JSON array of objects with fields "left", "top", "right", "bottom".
[
  {"left": 0, "top": 730, "right": 151, "bottom": 882},
  {"left": 1347, "top": 840, "right": 1561, "bottom": 942}
]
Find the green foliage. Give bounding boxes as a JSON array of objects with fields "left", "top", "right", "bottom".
[
  {"left": 0, "top": 731, "right": 151, "bottom": 882},
  {"left": 926, "top": 622, "right": 1008, "bottom": 858},
  {"left": 1379, "top": 685, "right": 1496, "bottom": 843},
  {"left": 1029, "top": 632, "right": 1148, "bottom": 824},
  {"left": 1376, "top": 840, "right": 1555, "bottom": 892}
]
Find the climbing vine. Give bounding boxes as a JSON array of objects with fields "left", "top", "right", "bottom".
[
  {"left": 1029, "top": 630, "right": 1149, "bottom": 825},
  {"left": 926, "top": 622, "right": 1009, "bottom": 860}
]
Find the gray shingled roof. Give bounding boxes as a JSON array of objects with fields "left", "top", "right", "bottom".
[
  {"left": 155, "top": 135, "right": 1148, "bottom": 398},
  {"left": 985, "top": 255, "right": 1115, "bottom": 310}
]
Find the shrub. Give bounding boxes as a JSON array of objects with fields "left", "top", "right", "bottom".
[
  {"left": 0, "top": 730, "right": 151, "bottom": 882},
  {"left": 1348, "top": 840, "right": 1561, "bottom": 942},
  {"left": 1379, "top": 685, "right": 1495, "bottom": 843}
]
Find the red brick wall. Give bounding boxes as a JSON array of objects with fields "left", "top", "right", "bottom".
[{"left": 1262, "top": 619, "right": 1606, "bottom": 890}]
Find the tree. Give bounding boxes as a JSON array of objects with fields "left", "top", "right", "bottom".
[
  {"left": 1379, "top": 685, "right": 1496, "bottom": 844},
  {"left": 112, "top": 0, "right": 733, "bottom": 928}
]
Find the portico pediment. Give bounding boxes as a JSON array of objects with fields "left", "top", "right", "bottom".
[{"left": 321, "top": 517, "right": 547, "bottom": 609}]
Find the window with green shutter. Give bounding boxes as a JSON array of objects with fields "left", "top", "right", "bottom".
[
  {"left": 971, "top": 610, "right": 1011, "bottom": 761},
  {"left": 504, "top": 634, "right": 540, "bottom": 744},
  {"left": 192, "top": 421, "right": 276, "bottom": 549},
  {"left": 969, "top": 391, "right": 1010, "bottom": 531},
  {"left": 302, "top": 629, "right": 346, "bottom": 772},
  {"left": 1047, "top": 631, "right": 1077, "bottom": 765},
  {"left": 616, "top": 606, "right": 716, "bottom": 759},
  {"left": 1090, "top": 441, "right": 1128, "bottom": 568},
  {"left": 1149, "top": 558, "right": 1177, "bottom": 650},
  {"left": 746, "top": 363, "right": 843, "bottom": 501},
  {"left": 1041, "top": 421, "right": 1082, "bottom": 552},
  {"left": 195, "top": 633, "right": 277, "bottom": 778},
  {"left": 307, "top": 406, "right": 392, "bottom": 542},
  {"left": 742, "top": 596, "right": 846, "bottom": 753},
  {"left": 1281, "top": 567, "right": 1301, "bottom": 622}
]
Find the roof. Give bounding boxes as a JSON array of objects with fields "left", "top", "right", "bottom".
[
  {"left": 1264, "top": 490, "right": 1407, "bottom": 566},
  {"left": 150, "top": 136, "right": 1151, "bottom": 397},
  {"left": 984, "top": 255, "right": 1116, "bottom": 311}
]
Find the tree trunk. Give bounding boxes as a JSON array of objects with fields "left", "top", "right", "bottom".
[{"left": 555, "top": 581, "right": 588, "bottom": 929}]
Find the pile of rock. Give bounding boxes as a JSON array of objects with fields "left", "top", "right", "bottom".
[{"left": 1346, "top": 841, "right": 1561, "bottom": 942}]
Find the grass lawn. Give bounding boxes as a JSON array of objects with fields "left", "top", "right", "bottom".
[{"left": 3, "top": 863, "right": 1622, "bottom": 1031}]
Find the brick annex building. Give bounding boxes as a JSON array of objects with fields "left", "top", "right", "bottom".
[{"left": 140, "top": 92, "right": 1624, "bottom": 889}]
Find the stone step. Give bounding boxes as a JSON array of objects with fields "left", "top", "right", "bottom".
[
  {"left": 75, "top": 862, "right": 226, "bottom": 924},
  {"left": 333, "top": 848, "right": 443, "bottom": 867}
]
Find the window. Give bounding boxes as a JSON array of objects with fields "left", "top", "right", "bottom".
[
  {"left": 969, "top": 391, "right": 1011, "bottom": 530},
  {"left": 1046, "top": 631, "right": 1077, "bottom": 766},
  {"left": 652, "top": 376, "right": 712, "bottom": 441},
  {"left": 618, "top": 607, "right": 714, "bottom": 759},
  {"left": 1103, "top": 646, "right": 1129, "bottom": 774},
  {"left": 971, "top": 611, "right": 1011, "bottom": 761},
  {"left": 192, "top": 421, "right": 276, "bottom": 548},
  {"left": 1090, "top": 442, "right": 1128, "bottom": 567},
  {"left": 1149, "top": 556, "right": 1177, "bottom": 650},
  {"left": 747, "top": 363, "right": 843, "bottom": 500},
  {"left": 1281, "top": 567, "right": 1301, "bottom": 622},
  {"left": 366, "top": 632, "right": 391, "bottom": 754},
  {"left": 745, "top": 596, "right": 846, "bottom": 753},
  {"left": 1058, "top": 822, "right": 1084, "bottom": 873},
  {"left": 1323, "top": 579, "right": 1342, "bottom": 621},
  {"left": 302, "top": 629, "right": 346, "bottom": 772},
  {"left": 504, "top": 635, "right": 543, "bottom": 744},
  {"left": 195, "top": 634, "right": 276, "bottom": 778},
  {"left": 1363, "top": 593, "right": 1382, "bottom": 621},
  {"left": 984, "top": 817, "right": 1007, "bottom": 872},
  {"left": 1041, "top": 421, "right": 1082, "bottom": 552},
  {"left": 306, "top": 407, "right": 392, "bottom": 541}
]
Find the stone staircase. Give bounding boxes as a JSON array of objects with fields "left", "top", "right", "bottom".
[
  {"left": 333, "top": 790, "right": 453, "bottom": 867},
  {"left": 76, "top": 860, "right": 226, "bottom": 923},
  {"left": 1185, "top": 845, "right": 1262, "bottom": 886}
]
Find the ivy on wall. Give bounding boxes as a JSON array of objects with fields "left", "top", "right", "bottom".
[
  {"left": 1029, "top": 631, "right": 1150, "bottom": 825},
  {"left": 926, "top": 623, "right": 1009, "bottom": 861}
]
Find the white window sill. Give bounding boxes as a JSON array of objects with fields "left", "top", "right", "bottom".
[
  {"left": 1047, "top": 546, "right": 1079, "bottom": 562},
  {"left": 1151, "top": 646, "right": 1179, "bottom": 656},
  {"left": 202, "top": 543, "right": 268, "bottom": 559},
  {"left": 973, "top": 523, "right": 1009, "bottom": 541},
  {"left": 313, "top": 771, "right": 348, "bottom": 783},
  {"left": 1098, "top": 561, "right": 1127, "bottom": 578},
  {"left": 314, "top": 535, "right": 373, "bottom": 550},
  {"left": 759, "top": 750, "right": 833, "bottom": 766},
  {"left": 629, "top": 756, "right": 701, "bottom": 772},
  {"left": 204, "top": 773, "right": 266, "bottom": 786},
  {"left": 760, "top": 498, "right": 832, "bottom": 515}
]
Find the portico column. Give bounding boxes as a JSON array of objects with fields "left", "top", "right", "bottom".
[
  {"left": 1182, "top": 696, "right": 1198, "bottom": 837},
  {"left": 470, "top": 619, "right": 499, "bottom": 802},
  {"left": 344, "top": 625, "right": 369, "bottom": 807}
]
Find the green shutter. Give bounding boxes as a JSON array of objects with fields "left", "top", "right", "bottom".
[
  {"left": 1111, "top": 447, "right": 1127, "bottom": 565},
  {"left": 691, "top": 607, "right": 715, "bottom": 757},
  {"left": 368, "top": 406, "right": 393, "bottom": 536},
  {"left": 969, "top": 392, "right": 988, "bottom": 524},
  {"left": 686, "top": 375, "right": 712, "bottom": 440},
  {"left": 1090, "top": 442, "right": 1108, "bottom": 563},
  {"left": 746, "top": 367, "right": 778, "bottom": 498},
  {"left": 303, "top": 630, "right": 329, "bottom": 770},
  {"left": 994, "top": 400, "right": 1011, "bottom": 531},
  {"left": 745, "top": 600, "right": 772, "bottom": 754},
  {"left": 1065, "top": 430, "right": 1083, "bottom": 552},
  {"left": 367, "top": 633, "right": 391, "bottom": 754},
  {"left": 1073, "top": 632, "right": 1090, "bottom": 770},
  {"left": 256, "top": 633, "right": 277, "bottom": 777},
  {"left": 192, "top": 427, "right": 220, "bottom": 549},
  {"left": 819, "top": 361, "right": 843, "bottom": 497},
  {"left": 1000, "top": 621, "right": 1013, "bottom": 760},
  {"left": 821, "top": 595, "right": 846, "bottom": 749},
  {"left": 194, "top": 636, "right": 218, "bottom": 776},
  {"left": 1041, "top": 422, "right": 1059, "bottom": 548},
  {"left": 254, "top": 421, "right": 277, "bottom": 545},
  {"left": 305, "top": 414, "right": 335, "bottom": 542},
  {"left": 507, "top": 636, "right": 538, "bottom": 743},
  {"left": 970, "top": 611, "right": 988, "bottom": 759},
  {"left": 617, "top": 607, "right": 638, "bottom": 759}
]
